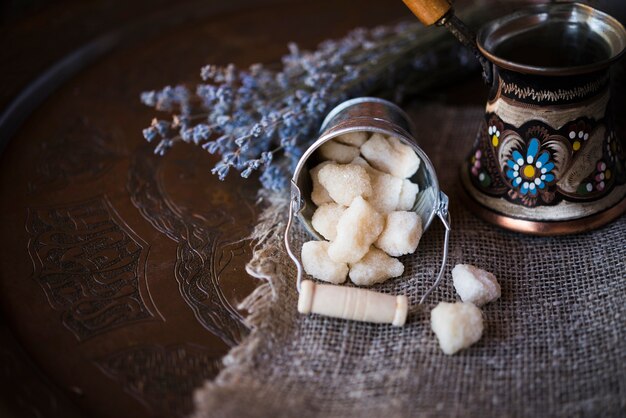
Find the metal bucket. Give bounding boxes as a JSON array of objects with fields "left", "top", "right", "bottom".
[{"left": 284, "top": 97, "right": 451, "bottom": 309}]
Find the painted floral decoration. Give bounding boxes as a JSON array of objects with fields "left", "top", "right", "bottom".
[
  {"left": 579, "top": 160, "right": 612, "bottom": 195},
  {"left": 594, "top": 161, "right": 610, "bottom": 192},
  {"left": 470, "top": 149, "right": 482, "bottom": 176},
  {"left": 566, "top": 120, "right": 590, "bottom": 152},
  {"left": 477, "top": 113, "right": 623, "bottom": 206},
  {"left": 470, "top": 148, "right": 492, "bottom": 187},
  {"left": 506, "top": 138, "right": 555, "bottom": 196},
  {"left": 605, "top": 130, "right": 623, "bottom": 165},
  {"left": 488, "top": 124, "right": 501, "bottom": 147}
]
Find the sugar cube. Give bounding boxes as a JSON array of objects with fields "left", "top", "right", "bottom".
[
  {"left": 311, "top": 203, "right": 346, "bottom": 241},
  {"left": 310, "top": 162, "right": 333, "bottom": 206},
  {"left": 334, "top": 131, "right": 369, "bottom": 147},
  {"left": 328, "top": 196, "right": 384, "bottom": 263},
  {"left": 351, "top": 157, "right": 402, "bottom": 214},
  {"left": 375, "top": 211, "right": 422, "bottom": 257},
  {"left": 301, "top": 241, "right": 348, "bottom": 284},
  {"left": 349, "top": 247, "right": 404, "bottom": 286},
  {"left": 350, "top": 156, "right": 371, "bottom": 170},
  {"left": 318, "top": 163, "right": 372, "bottom": 206},
  {"left": 397, "top": 179, "right": 419, "bottom": 211},
  {"left": 317, "top": 140, "right": 360, "bottom": 164},
  {"left": 368, "top": 170, "right": 403, "bottom": 214},
  {"left": 431, "top": 302, "right": 484, "bottom": 355},
  {"left": 361, "top": 133, "right": 421, "bottom": 178},
  {"left": 452, "top": 264, "right": 501, "bottom": 307}
]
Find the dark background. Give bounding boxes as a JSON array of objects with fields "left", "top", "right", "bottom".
[
  {"left": 2, "top": 0, "right": 625, "bottom": 111},
  {"left": 0, "top": 1, "right": 624, "bottom": 418}
]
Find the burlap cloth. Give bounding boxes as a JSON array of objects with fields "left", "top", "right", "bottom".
[{"left": 192, "top": 105, "right": 626, "bottom": 418}]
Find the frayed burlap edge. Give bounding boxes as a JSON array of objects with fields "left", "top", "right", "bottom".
[{"left": 191, "top": 191, "right": 301, "bottom": 418}]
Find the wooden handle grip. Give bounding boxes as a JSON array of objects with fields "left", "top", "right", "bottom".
[
  {"left": 298, "top": 280, "right": 408, "bottom": 326},
  {"left": 402, "top": 0, "right": 451, "bottom": 26}
]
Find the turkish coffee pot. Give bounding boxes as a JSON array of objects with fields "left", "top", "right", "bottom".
[{"left": 403, "top": 0, "right": 626, "bottom": 234}]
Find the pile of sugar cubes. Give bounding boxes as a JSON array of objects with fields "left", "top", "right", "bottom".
[
  {"left": 299, "top": 131, "right": 500, "bottom": 355},
  {"left": 430, "top": 264, "right": 501, "bottom": 355},
  {"left": 301, "top": 131, "right": 422, "bottom": 287}
]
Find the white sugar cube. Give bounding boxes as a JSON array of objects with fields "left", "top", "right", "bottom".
[
  {"left": 369, "top": 170, "right": 403, "bottom": 214},
  {"left": 349, "top": 247, "right": 404, "bottom": 286},
  {"left": 452, "top": 264, "right": 501, "bottom": 307},
  {"left": 301, "top": 241, "right": 348, "bottom": 284},
  {"left": 431, "top": 302, "right": 484, "bottom": 355},
  {"left": 311, "top": 203, "right": 346, "bottom": 241},
  {"left": 397, "top": 179, "right": 419, "bottom": 211},
  {"left": 375, "top": 211, "right": 422, "bottom": 257},
  {"left": 350, "top": 157, "right": 402, "bottom": 214},
  {"left": 318, "top": 163, "right": 372, "bottom": 206},
  {"left": 317, "top": 140, "right": 360, "bottom": 164},
  {"left": 328, "top": 196, "right": 384, "bottom": 263},
  {"left": 334, "top": 131, "right": 369, "bottom": 147},
  {"left": 350, "top": 156, "right": 371, "bottom": 169},
  {"left": 361, "top": 133, "right": 421, "bottom": 178},
  {"left": 310, "top": 162, "right": 333, "bottom": 206}
]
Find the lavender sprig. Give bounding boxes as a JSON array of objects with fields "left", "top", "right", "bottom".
[{"left": 141, "top": 18, "right": 478, "bottom": 190}]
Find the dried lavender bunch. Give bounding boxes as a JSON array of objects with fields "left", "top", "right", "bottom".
[{"left": 140, "top": 19, "right": 478, "bottom": 190}]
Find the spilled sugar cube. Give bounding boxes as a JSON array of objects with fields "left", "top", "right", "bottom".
[
  {"left": 317, "top": 140, "right": 360, "bottom": 164},
  {"left": 301, "top": 241, "right": 348, "bottom": 284},
  {"left": 311, "top": 203, "right": 346, "bottom": 241},
  {"left": 334, "top": 131, "right": 369, "bottom": 147},
  {"left": 310, "top": 161, "right": 333, "bottom": 206},
  {"left": 318, "top": 163, "right": 372, "bottom": 206},
  {"left": 328, "top": 196, "right": 384, "bottom": 264},
  {"left": 452, "top": 264, "right": 501, "bottom": 307},
  {"left": 349, "top": 247, "right": 404, "bottom": 286},
  {"left": 375, "top": 211, "right": 423, "bottom": 257},
  {"left": 360, "top": 133, "right": 421, "bottom": 178},
  {"left": 397, "top": 179, "right": 419, "bottom": 211},
  {"left": 431, "top": 302, "right": 484, "bottom": 355}
]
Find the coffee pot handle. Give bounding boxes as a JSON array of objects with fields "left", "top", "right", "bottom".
[
  {"left": 402, "top": 0, "right": 494, "bottom": 84},
  {"left": 402, "top": 0, "right": 452, "bottom": 26}
]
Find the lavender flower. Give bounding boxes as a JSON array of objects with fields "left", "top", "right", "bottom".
[{"left": 140, "top": 18, "right": 479, "bottom": 190}]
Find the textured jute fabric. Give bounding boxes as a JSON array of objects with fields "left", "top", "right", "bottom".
[{"left": 192, "top": 105, "right": 626, "bottom": 418}]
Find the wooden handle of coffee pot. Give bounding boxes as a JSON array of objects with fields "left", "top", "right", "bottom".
[
  {"left": 297, "top": 280, "right": 408, "bottom": 326},
  {"left": 402, "top": 0, "right": 452, "bottom": 26}
]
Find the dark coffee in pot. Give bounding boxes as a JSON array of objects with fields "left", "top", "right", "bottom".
[{"left": 493, "top": 24, "right": 612, "bottom": 68}]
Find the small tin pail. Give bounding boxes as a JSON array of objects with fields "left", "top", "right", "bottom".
[{"left": 284, "top": 97, "right": 451, "bottom": 326}]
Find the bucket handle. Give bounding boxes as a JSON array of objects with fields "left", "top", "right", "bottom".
[{"left": 284, "top": 181, "right": 451, "bottom": 326}]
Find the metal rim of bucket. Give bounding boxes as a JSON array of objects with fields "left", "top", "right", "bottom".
[
  {"left": 320, "top": 97, "right": 416, "bottom": 133},
  {"left": 292, "top": 126, "right": 441, "bottom": 234},
  {"left": 293, "top": 97, "right": 441, "bottom": 233}
]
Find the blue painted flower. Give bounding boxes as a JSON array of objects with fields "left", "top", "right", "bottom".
[{"left": 506, "top": 138, "right": 555, "bottom": 196}]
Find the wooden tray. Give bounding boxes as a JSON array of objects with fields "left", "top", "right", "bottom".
[
  {"left": 3, "top": 1, "right": 624, "bottom": 416},
  {"left": 0, "top": 1, "right": 413, "bottom": 416}
]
